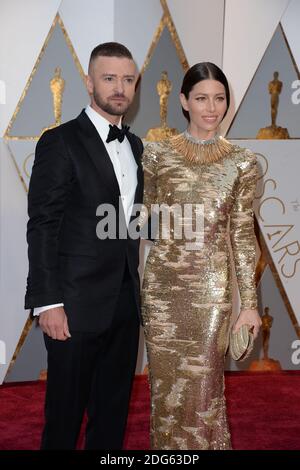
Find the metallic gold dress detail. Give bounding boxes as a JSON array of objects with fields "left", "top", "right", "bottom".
[
  {"left": 141, "top": 136, "right": 258, "bottom": 450},
  {"left": 170, "top": 131, "right": 234, "bottom": 164}
]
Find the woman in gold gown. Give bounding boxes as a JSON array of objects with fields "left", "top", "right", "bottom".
[{"left": 141, "top": 63, "right": 262, "bottom": 450}]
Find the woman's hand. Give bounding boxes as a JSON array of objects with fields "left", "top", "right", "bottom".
[{"left": 232, "top": 309, "right": 262, "bottom": 339}]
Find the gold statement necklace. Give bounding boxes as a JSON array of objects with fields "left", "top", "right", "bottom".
[{"left": 170, "top": 130, "right": 233, "bottom": 164}]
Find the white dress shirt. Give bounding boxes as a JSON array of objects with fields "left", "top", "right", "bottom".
[{"left": 34, "top": 105, "right": 138, "bottom": 316}]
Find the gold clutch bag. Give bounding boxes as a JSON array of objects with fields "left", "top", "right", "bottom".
[{"left": 229, "top": 324, "right": 254, "bottom": 361}]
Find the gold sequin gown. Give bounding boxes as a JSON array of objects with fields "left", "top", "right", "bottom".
[{"left": 141, "top": 134, "right": 258, "bottom": 450}]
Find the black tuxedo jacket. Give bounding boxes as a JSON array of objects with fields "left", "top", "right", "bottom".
[{"left": 25, "top": 110, "right": 144, "bottom": 332}]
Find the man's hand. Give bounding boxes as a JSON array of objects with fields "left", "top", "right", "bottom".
[{"left": 39, "top": 306, "right": 71, "bottom": 340}]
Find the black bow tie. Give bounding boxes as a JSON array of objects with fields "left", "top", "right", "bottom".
[{"left": 106, "top": 124, "right": 130, "bottom": 143}]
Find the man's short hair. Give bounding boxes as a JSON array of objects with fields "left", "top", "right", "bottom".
[{"left": 89, "top": 42, "right": 133, "bottom": 72}]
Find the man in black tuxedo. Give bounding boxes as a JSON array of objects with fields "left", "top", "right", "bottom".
[{"left": 25, "top": 42, "right": 144, "bottom": 449}]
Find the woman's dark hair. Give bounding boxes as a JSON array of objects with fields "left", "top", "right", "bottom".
[{"left": 181, "top": 62, "right": 230, "bottom": 121}]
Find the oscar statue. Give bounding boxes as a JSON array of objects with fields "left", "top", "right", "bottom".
[
  {"left": 257, "top": 71, "right": 290, "bottom": 139},
  {"left": 40, "top": 66, "right": 65, "bottom": 136},
  {"left": 145, "top": 71, "right": 178, "bottom": 141},
  {"left": 249, "top": 307, "right": 281, "bottom": 371}
]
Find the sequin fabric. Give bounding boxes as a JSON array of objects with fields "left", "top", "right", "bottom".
[{"left": 141, "top": 137, "right": 258, "bottom": 450}]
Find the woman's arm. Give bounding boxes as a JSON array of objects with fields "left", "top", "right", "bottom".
[{"left": 230, "top": 150, "right": 261, "bottom": 337}]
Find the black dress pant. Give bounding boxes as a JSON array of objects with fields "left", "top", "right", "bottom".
[{"left": 40, "top": 269, "right": 140, "bottom": 450}]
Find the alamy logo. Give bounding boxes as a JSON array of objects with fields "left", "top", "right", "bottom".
[
  {"left": 291, "top": 339, "right": 300, "bottom": 365},
  {"left": 291, "top": 80, "right": 300, "bottom": 105},
  {"left": 0, "top": 340, "right": 6, "bottom": 365},
  {"left": 96, "top": 201, "right": 204, "bottom": 251}
]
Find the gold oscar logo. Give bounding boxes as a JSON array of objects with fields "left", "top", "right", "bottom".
[
  {"left": 41, "top": 67, "right": 65, "bottom": 136},
  {"left": 145, "top": 71, "right": 178, "bottom": 141},
  {"left": 257, "top": 71, "right": 290, "bottom": 139},
  {"left": 249, "top": 307, "right": 281, "bottom": 371}
]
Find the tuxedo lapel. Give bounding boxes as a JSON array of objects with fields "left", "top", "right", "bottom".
[{"left": 76, "top": 110, "right": 121, "bottom": 202}]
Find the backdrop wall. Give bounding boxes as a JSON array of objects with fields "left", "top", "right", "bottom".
[{"left": 1, "top": 0, "right": 299, "bottom": 383}]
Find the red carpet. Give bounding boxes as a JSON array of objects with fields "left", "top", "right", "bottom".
[{"left": 0, "top": 372, "right": 300, "bottom": 450}]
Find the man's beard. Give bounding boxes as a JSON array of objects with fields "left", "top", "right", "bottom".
[{"left": 93, "top": 90, "right": 131, "bottom": 116}]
